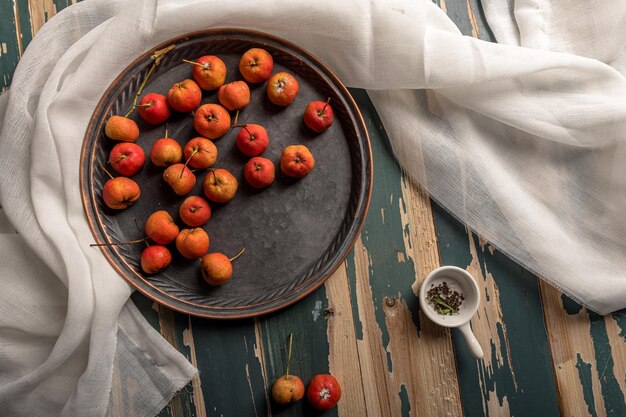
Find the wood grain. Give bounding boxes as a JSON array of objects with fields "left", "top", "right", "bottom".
[
  {"left": 400, "top": 174, "right": 462, "bottom": 417},
  {"left": 27, "top": 0, "right": 57, "bottom": 35},
  {"left": 541, "top": 282, "right": 626, "bottom": 417},
  {"left": 325, "top": 264, "right": 369, "bottom": 417}
]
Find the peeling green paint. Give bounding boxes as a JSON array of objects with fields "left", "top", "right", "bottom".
[
  {"left": 399, "top": 384, "right": 411, "bottom": 417},
  {"left": 434, "top": 208, "right": 560, "bottom": 417},
  {"left": 561, "top": 294, "right": 583, "bottom": 315},
  {"left": 588, "top": 311, "right": 626, "bottom": 417},
  {"left": 0, "top": 0, "right": 20, "bottom": 91},
  {"left": 344, "top": 88, "right": 424, "bottom": 374},
  {"left": 576, "top": 353, "right": 599, "bottom": 417}
]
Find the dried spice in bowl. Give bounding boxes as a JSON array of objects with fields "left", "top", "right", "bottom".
[{"left": 426, "top": 281, "right": 464, "bottom": 315}]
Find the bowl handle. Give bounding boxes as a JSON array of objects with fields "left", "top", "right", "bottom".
[{"left": 458, "top": 322, "right": 484, "bottom": 359}]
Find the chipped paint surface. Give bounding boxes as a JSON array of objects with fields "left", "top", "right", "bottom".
[
  {"left": 466, "top": 231, "right": 517, "bottom": 389},
  {"left": 312, "top": 299, "right": 323, "bottom": 321},
  {"left": 5, "top": 2, "right": 624, "bottom": 417},
  {"left": 182, "top": 318, "right": 206, "bottom": 417},
  {"left": 252, "top": 319, "right": 272, "bottom": 417},
  {"left": 325, "top": 264, "right": 368, "bottom": 416},
  {"left": 542, "top": 284, "right": 606, "bottom": 417},
  {"left": 351, "top": 237, "right": 394, "bottom": 415}
]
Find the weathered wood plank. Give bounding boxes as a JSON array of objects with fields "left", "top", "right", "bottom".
[
  {"left": 433, "top": 205, "right": 561, "bottom": 417},
  {"left": 325, "top": 263, "right": 369, "bottom": 417},
  {"left": 0, "top": 0, "right": 22, "bottom": 91},
  {"left": 257, "top": 285, "right": 339, "bottom": 417},
  {"left": 26, "top": 0, "right": 57, "bottom": 36},
  {"left": 542, "top": 283, "right": 626, "bottom": 417},
  {"left": 342, "top": 89, "right": 462, "bottom": 417}
]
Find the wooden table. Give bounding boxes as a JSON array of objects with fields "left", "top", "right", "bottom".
[{"left": 2, "top": 1, "right": 625, "bottom": 416}]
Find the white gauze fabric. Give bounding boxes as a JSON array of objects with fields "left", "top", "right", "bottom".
[{"left": 0, "top": 0, "right": 624, "bottom": 416}]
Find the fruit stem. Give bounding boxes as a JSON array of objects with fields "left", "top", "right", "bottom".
[
  {"left": 182, "top": 59, "right": 208, "bottom": 70},
  {"left": 232, "top": 124, "right": 252, "bottom": 138},
  {"left": 124, "top": 44, "right": 174, "bottom": 116},
  {"left": 229, "top": 247, "right": 245, "bottom": 262},
  {"left": 90, "top": 237, "right": 147, "bottom": 247},
  {"left": 99, "top": 163, "right": 114, "bottom": 180},
  {"left": 180, "top": 149, "right": 198, "bottom": 179},
  {"left": 322, "top": 97, "right": 331, "bottom": 113},
  {"left": 107, "top": 155, "right": 124, "bottom": 164},
  {"left": 232, "top": 109, "right": 240, "bottom": 127},
  {"left": 208, "top": 169, "right": 219, "bottom": 185},
  {"left": 285, "top": 333, "right": 293, "bottom": 380},
  {"left": 164, "top": 123, "right": 168, "bottom": 139}
]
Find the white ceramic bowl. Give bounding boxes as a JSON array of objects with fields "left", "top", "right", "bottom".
[{"left": 419, "top": 266, "right": 484, "bottom": 358}]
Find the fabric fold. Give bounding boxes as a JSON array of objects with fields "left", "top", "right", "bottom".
[{"left": 1, "top": 0, "right": 625, "bottom": 415}]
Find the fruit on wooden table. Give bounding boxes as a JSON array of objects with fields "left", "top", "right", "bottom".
[
  {"left": 179, "top": 196, "right": 211, "bottom": 227},
  {"left": 239, "top": 48, "right": 273, "bottom": 83},
  {"left": 244, "top": 157, "right": 275, "bottom": 189},
  {"left": 108, "top": 142, "right": 145, "bottom": 176},
  {"left": 234, "top": 124, "right": 269, "bottom": 157},
  {"left": 163, "top": 163, "right": 196, "bottom": 196},
  {"left": 167, "top": 79, "right": 202, "bottom": 112},
  {"left": 104, "top": 115, "right": 140, "bottom": 142},
  {"left": 266, "top": 72, "right": 299, "bottom": 106},
  {"left": 193, "top": 103, "right": 231, "bottom": 139},
  {"left": 304, "top": 98, "right": 334, "bottom": 132},
  {"left": 217, "top": 80, "right": 251, "bottom": 111},
  {"left": 203, "top": 168, "right": 238, "bottom": 203},
  {"left": 175, "top": 228, "right": 209, "bottom": 259},
  {"left": 280, "top": 145, "right": 315, "bottom": 178},
  {"left": 272, "top": 375, "right": 305, "bottom": 405},
  {"left": 145, "top": 210, "right": 179, "bottom": 245},
  {"left": 184, "top": 55, "right": 227, "bottom": 91},
  {"left": 307, "top": 374, "right": 341, "bottom": 411},
  {"left": 102, "top": 176, "right": 140, "bottom": 210},
  {"left": 137, "top": 93, "right": 171, "bottom": 125},
  {"left": 141, "top": 245, "right": 172, "bottom": 274},
  {"left": 183, "top": 137, "right": 218, "bottom": 169}
]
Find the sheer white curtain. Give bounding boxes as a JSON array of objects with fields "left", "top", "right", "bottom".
[{"left": 1, "top": 0, "right": 624, "bottom": 415}]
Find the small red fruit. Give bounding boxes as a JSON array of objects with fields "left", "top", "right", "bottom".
[
  {"left": 104, "top": 115, "right": 140, "bottom": 142},
  {"left": 271, "top": 376, "right": 305, "bottom": 405},
  {"left": 239, "top": 48, "right": 274, "bottom": 83},
  {"left": 108, "top": 142, "right": 145, "bottom": 176},
  {"left": 163, "top": 163, "right": 196, "bottom": 196},
  {"left": 183, "top": 137, "right": 218, "bottom": 169},
  {"left": 167, "top": 79, "right": 202, "bottom": 112},
  {"left": 150, "top": 138, "right": 182, "bottom": 167},
  {"left": 235, "top": 124, "right": 269, "bottom": 157},
  {"left": 203, "top": 169, "right": 238, "bottom": 203},
  {"left": 145, "top": 210, "right": 179, "bottom": 245},
  {"left": 187, "top": 55, "right": 227, "bottom": 91},
  {"left": 193, "top": 103, "right": 231, "bottom": 139},
  {"left": 176, "top": 228, "right": 209, "bottom": 259},
  {"left": 102, "top": 177, "right": 140, "bottom": 210},
  {"left": 141, "top": 245, "right": 172, "bottom": 274},
  {"left": 307, "top": 374, "right": 341, "bottom": 411},
  {"left": 280, "top": 145, "right": 315, "bottom": 178},
  {"left": 217, "top": 81, "right": 251, "bottom": 111},
  {"left": 304, "top": 98, "right": 334, "bottom": 132},
  {"left": 137, "top": 93, "right": 171, "bottom": 125},
  {"left": 179, "top": 196, "right": 211, "bottom": 227},
  {"left": 244, "top": 157, "right": 275, "bottom": 189},
  {"left": 266, "top": 72, "right": 299, "bottom": 106}
]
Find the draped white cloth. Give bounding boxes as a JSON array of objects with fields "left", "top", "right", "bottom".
[{"left": 1, "top": 0, "right": 624, "bottom": 415}]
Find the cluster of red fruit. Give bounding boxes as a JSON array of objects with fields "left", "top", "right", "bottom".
[{"left": 99, "top": 47, "right": 334, "bottom": 285}]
